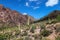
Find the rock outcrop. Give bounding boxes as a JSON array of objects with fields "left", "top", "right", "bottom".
[{"left": 0, "top": 5, "right": 34, "bottom": 27}]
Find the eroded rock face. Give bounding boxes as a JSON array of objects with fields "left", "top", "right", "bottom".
[{"left": 0, "top": 5, "right": 34, "bottom": 27}]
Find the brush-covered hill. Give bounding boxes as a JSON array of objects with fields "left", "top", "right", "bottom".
[
  {"left": 33, "top": 10, "right": 60, "bottom": 23},
  {"left": 41, "top": 10, "right": 60, "bottom": 20},
  {"left": 0, "top": 5, "right": 60, "bottom": 40}
]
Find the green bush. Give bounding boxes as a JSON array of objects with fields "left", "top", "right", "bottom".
[
  {"left": 56, "top": 15, "right": 60, "bottom": 21},
  {"left": 30, "top": 25, "right": 36, "bottom": 33},
  {"left": 56, "top": 36, "right": 60, "bottom": 40},
  {"left": 0, "top": 34, "right": 7, "bottom": 40},
  {"left": 24, "top": 36, "right": 32, "bottom": 40},
  {"left": 41, "top": 29, "right": 52, "bottom": 37},
  {"left": 40, "top": 24, "right": 45, "bottom": 29}
]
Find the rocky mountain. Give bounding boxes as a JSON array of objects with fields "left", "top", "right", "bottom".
[
  {"left": 33, "top": 10, "right": 60, "bottom": 23},
  {"left": 0, "top": 5, "right": 34, "bottom": 27},
  {"left": 41, "top": 10, "right": 60, "bottom": 21}
]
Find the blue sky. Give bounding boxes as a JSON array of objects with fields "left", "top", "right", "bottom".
[{"left": 0, "top": 0, "right": 60, "bottom": 19}]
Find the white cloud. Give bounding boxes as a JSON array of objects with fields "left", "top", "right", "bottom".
[
  {"left": 29, "top": 0, "right": 38, "bottom": 2},
  {"left": 45, "top": 0, "right": 59, "bottom": 7},
  {"left": 36, "top": 2, "right": 41, "bottom": 4},
  {"left": 25, "top": 2, "right": 29, "bottom": 7},
  {"left": 30, "top": 6, "right": 40, "bottom": 10},
  {"left": 33, "top": 6, "right": 39, "bottom": 9},
  {"left": 25, "top": 0, "right": 40, "bottom": 10},
  {"left": 23, "top": 13, "right": 27, "bottom": 15}
]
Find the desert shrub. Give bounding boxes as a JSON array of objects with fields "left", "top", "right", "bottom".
[
  {"left": 41, "top": 37, "right": 49, "bottom": 40},
  {"left": 46, "top": 18, "right": 52, "bottom": 24},
  {"left": 23, "top": 36, "right": 32, "bottom": 40},
  {"left": 0, "top": 26, "right": 7, "bottom": 31},
  {"left": 46, "top": 19, "right": 57, "bottom": 24},
  {"left": 0, "top": 34, "right": 8, "bottom": 40},
  {"left": 51, "top": 20, "right": 57, "bottom": 24},
  {"left": 30, "top": 25, "right": 36, "bottom": 33},
  {"left": 55, "top": 36, "right": 60, "bottom": 40},
  {"left": 40, "top": 24, "right": 45, "bottom": 29},
  {"left": 34, "top": 34, "right": 41, "bottom": 40},
  {"left": 23, "top": 31, "right": 28, "bottom": 36},
  {"left": 18, "top": 37, "right": 23, "bottom": 40},
  {"left": 56, "top": 15, "right": 60, "bottom": 22},
  {"left": 21, "top": 31, "right": 28, "bottom": 36},
  {"left": 0, "top": 35, "right": 6, "bottom": 40},
  {"left": 41, "top": 29, "right": 52, "bottom": 37},
  {"left": 55, "top": 26, "right": 60, "bottom": 33},
  {"left": 15, "top": 30, "right": 20, "bottom": 36}
]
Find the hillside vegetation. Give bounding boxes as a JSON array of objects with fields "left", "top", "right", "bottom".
[
  {"left": 0, "top": 15, "right": 60, "bottom": 40},
  {"left": 0, "top": 5, "right": 60, "bottom": 40}
]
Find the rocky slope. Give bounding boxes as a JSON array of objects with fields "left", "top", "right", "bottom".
[{"left": 0, "top": 5, "right": 34, "bottom": 27}]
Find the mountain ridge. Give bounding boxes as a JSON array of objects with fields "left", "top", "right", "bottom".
[
  {"left": 32, "top": 10, "right": 60, "bottom": 23},
  {"left": 0, "top": 4, "right": 34, "bottom": 27}
]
